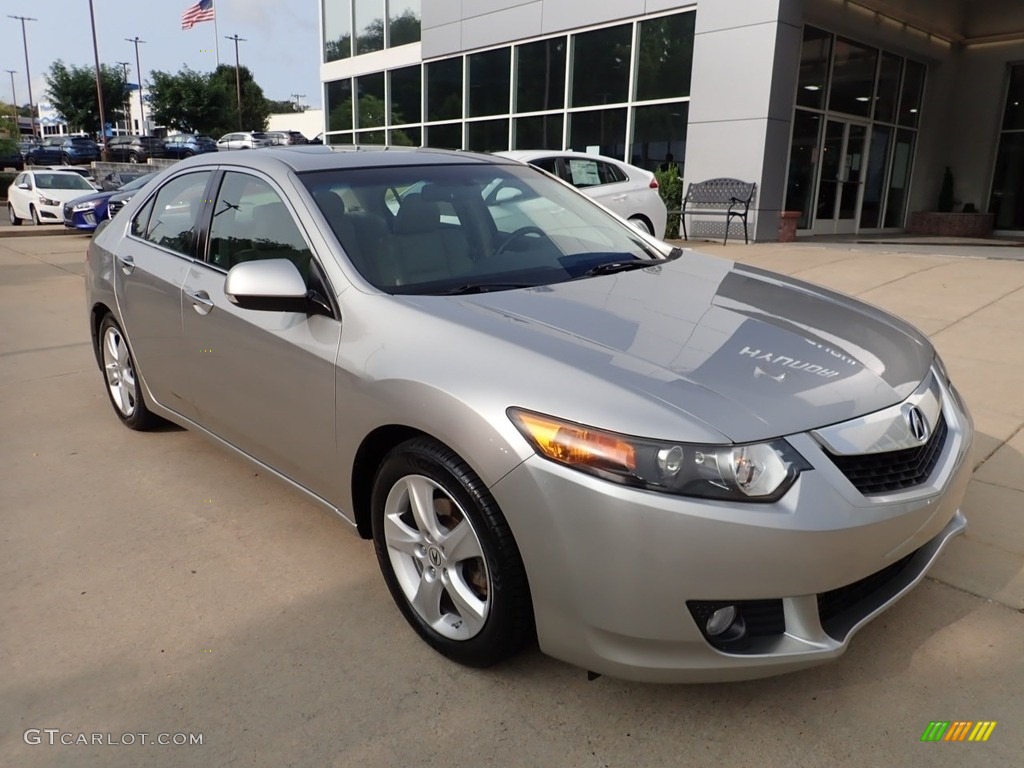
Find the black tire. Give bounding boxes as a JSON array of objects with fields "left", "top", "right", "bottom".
[
  {"left": 61, "top": 154, "right": 71, "bottom": 166},
  {"left": 97, "top": 314, "right": 160, "bottom": 431},
  {"left": 30, "top": 205, "right": 41, "bottom": 225},
  {"left": 629, "top": 215, "right": 654, "bottom": 235},
  {"left": 8, "top": 204, "right": 22, "bottom": 226},
  {"left": 25, "top": 156, "right": 34, "bottom": 166},
  {"left": 371, "top": 437, "right": 533, "bottom": 667},
  {"left": 183, "top": 150, "right": 195, "bottom": 158},
  {"left": 128, "top": 152, "right": 139, "bottom": 164}
]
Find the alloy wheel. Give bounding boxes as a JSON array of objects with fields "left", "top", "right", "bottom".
[
  {"left": 102, "top": 325, "right": 138, "bottom": 417},
  {"left": 382, "top": 474, "right": 491, "bottom": 640}
]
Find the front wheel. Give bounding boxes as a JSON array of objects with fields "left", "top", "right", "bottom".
[
  {"left": 128, "top": 152, "right": 139, "bottom": 164},
  {"left": 30, "top": 205, "right": 41, "bottom": 225},
  {"left": 61, "top": 154, "right": 71, "bottom": 166},
  {"left": 8, "top": 204, "right": 22, "bottom": 226},
  {"left": 371, "top": 437, "right": 533, "bottom": 667},
  {"left": 98, "top": 314, "right": 160, "bottom": 430}
]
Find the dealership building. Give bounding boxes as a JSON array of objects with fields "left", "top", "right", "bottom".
[{"left": 319, "top": 1, "right": 1024, "bottom": 240}]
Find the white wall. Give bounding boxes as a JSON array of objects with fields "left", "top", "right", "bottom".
[{"left": 268, "top": 109, "right": 325, "bottom": 140}]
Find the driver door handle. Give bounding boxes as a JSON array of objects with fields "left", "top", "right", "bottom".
[{"left": 185, "top": 289, "right": 215, "bottom": 315}]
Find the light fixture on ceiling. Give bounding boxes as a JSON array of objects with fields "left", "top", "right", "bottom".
[{"left": 804, "top": 85, "right": 821, "bottom": 91}]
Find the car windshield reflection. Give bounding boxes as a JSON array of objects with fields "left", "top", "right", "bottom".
[{"left": 302, "top": 164, "right": 672, "bottom": 296}]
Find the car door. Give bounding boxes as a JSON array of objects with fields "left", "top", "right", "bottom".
[
  {"left": 562, "top": 157, "right": 631, "bottom": 217},
  {"left": 180, "top": 170, "right": 342, "bottom": 499},
  {"left": 115, "top": 170, "right": 215, "bottom": 421},
  {"left": 10, "top": 173, "right": 30, "bottom": 218}
]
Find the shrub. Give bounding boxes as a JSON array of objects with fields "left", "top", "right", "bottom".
[{"left": 654, "top": 164, "right": 683, "bottom": 239}]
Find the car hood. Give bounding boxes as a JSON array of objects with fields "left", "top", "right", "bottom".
[
  {"left": 67, "top": 190, "right": 114, "bottom": 206},
  {"left": 36, "top": 188, "right": 102, "bottom": 204},
  {"left": 401, "top": 251, "right": 933, "bottom": 442}
]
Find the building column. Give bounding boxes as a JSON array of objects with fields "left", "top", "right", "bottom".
[{"left": 682, "top": 0, "right": 803, "bottom": 241}]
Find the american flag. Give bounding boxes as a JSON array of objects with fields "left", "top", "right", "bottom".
[{"left": 181, "top": 0, "right": 215, "bottom": 30}]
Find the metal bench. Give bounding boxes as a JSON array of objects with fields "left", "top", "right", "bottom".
[{"left": 680, "top": 178, "right": 756, "bottom": 245}]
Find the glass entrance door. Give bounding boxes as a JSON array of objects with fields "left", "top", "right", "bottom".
[{"left": 813, "top": 119, "right": 868, "bottom": 234}]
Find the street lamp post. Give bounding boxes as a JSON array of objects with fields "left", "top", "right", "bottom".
[
  {"left": 116, "top": 62, "right": 131, "bottom": 134},
  {"left": 291, "top": 93, "right": 306, "bottom": 112},
  {"left": 225, "top": 34, "right": 247, "bottom": 131},
  {"left": 4, "top": 70, "right": 16, "bottom": 135},
  {"left": 87, "top": 0, "right": 109, "bottom": 157},
  {"left": 8, "top": 15, "right": 37, "bottom": 137},
  {"left": 125, "top": 36, "right": 147, "bottom": 133}
]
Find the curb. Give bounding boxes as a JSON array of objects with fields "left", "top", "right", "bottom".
[{"left": 0, "top": 225, "right": 88, "bottom": 239}]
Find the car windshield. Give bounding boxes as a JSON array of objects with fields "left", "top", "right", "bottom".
[
  {"left": 35, "top": 173, "right": 94, "bottom": 190},
  {"left": 302, "top": 162, "right": 674, "bottom": 295},
  {"left": 120, "top": 173, "right": 155, "bottom": 191}
]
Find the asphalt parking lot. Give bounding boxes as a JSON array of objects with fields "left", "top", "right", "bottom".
[{"left": 1, "top": 232, "right": 1022, "bottom": 767}]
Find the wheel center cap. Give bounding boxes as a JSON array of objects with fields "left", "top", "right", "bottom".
[{"left": 426, "top": 546, "right": 443, "bottom": 568}]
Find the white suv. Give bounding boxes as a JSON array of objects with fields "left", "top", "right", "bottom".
[{"left": 216, "top": 132, "right": 272, "bottom": 150}]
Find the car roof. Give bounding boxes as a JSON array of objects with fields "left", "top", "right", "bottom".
[
  {"left": 498, "top": 149, "right": 627, "bottom": 164},
  {"left": 171, "top": 145, "right": 520, "bottom": 173}
]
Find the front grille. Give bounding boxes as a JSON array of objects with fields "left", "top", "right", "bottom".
[
  {"left": 107, "top": 200, "right": 125, "bottom": 218},
  {"left": 817, "top": 552, "right": 915, "bottom": 639},
  {"left": 827, "top": 412, "right": 948, "bottom": 495}
]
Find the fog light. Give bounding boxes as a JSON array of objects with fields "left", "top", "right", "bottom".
[{"left": 705, "top": 605, "right": 738, "bottom": 637}]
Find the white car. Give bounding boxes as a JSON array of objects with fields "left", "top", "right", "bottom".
[
  {"left": 216, "top": 131, "right": 272, "bottom": 150},
  {"left": 497, "top": 150, "right": 668, "bottom": 239},
  {"left": 7, "top": 170, "right": 99, "bottom": 226}
]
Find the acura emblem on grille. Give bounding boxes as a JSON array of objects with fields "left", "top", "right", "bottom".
[{"left": 906, "top": 406, "right": 929, "bottom": 443}]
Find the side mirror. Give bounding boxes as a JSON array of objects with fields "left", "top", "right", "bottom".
[
  {"left": 18, "top": 182, "right": 30, "bottom": 189},
  {"left": 223, "top": 258, "right": 329, "bottom": 316}
]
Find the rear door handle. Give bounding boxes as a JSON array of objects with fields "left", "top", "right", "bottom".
[
  {"left": 117, "top": 254, "right": 135, "bottom": 275},
  {"left": 185, "top": 289, "right": 215, "bottom": 315}
]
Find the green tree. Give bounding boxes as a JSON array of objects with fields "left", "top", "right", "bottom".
[
  {"left": 149, "top": 67, "right": 222, "bottom": 134},
  {"left": 209, "top": 65, "right": 270, "bottom": 135},
  {"left": 266, "top": 99, "right": 300, "bottom": 114},
  {"left": 149, "top": 65, "right": 270, "bottom": 138},
  {"left": 44, "top": 61, "right": 128, "bottom": 134}
]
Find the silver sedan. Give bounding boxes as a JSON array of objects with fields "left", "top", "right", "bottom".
[{"left": 84, "top": 147, "right": 973, "bottom": 682}]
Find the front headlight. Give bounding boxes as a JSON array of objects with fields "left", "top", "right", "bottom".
[
  {"left": 73, "top": 200, "right": 102, "bottom": 212},
  {"left": 508, "top": 408, "right": 810, "bottom": 502},
  {"left": 38, "top": 196, "right": 60, "bottom": 206}
]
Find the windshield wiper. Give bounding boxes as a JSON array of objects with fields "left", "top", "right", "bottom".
[
  {"left": 441, "top": 282, "right": 537, "bottom": 295},
  {"left": 580, "top": 260, "right": 657, "bottom": 277}
]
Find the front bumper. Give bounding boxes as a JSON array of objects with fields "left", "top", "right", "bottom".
[
  {"left": 491, "top": 377, "right": 973, "bottom": 682},
  {"left": 64, "top": 205, "right": 99, "bottom": 231}
]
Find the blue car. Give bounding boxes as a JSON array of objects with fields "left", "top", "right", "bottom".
[
  {"left": 27, "top": 136, "right": 100, "bottom": 166},
  {"left": 162, "top": 134, "right": 218, "bottom": 159},
  {"left": 63, "top": 173, "right": 155, "bottom": 232}
]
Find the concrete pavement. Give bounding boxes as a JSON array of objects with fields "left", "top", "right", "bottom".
[{"left": 1, "top": 235, "right": 1021, "bottom": 767}]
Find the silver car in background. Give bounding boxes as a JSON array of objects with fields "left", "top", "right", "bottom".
[
  {"left": 85, "top": 146, "right": 973, "bottom": 682},
  {"left": 216, "top": 131, "right": 272, "bottom": 150}
]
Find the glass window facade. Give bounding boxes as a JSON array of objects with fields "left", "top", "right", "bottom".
[
  {"left": 990, "top": 65, "right": 1024, "bottom": 230},
  {"left": 323, "top": 0, "right": 421, "bottom": 62},
  {"left": 322, "top": 10, "right": 695, "bottom": 175},
  {"left": 784, "top": 26, "right": 925, "bottom": 231}
]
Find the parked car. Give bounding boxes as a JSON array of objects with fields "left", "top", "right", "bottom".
[
  {"left": 216, "top": 131, "right": 272, "bottom": 150},
  {"left": 38, "top": 165, "right": 99, "bottom": 187},
  {"left": 106, "top": 135, "right": 166, "bottom": 164},
  {"left": 64, "top": 172, "right": 155, "bottom": 232},
  {"left": 97, "top": 170, "right": 147, "bottom": 192},
  {"left": 105, "top": 173, "right": 159, "bottom": 220},
  {"left": 162, "top": 134, "right": 218, "bottom": 159},
  {"left": 85, "top": 146, "right": 973, "bottom": 683},
  {"left": 265, "top": 130, "right": 309, "bottom": 146},
  {"left": 7, "top": 169, "right": 98, "bottom": 225},
  {"left": 26, "top": 136, "right": 100, "bottom": 166},
  {"left": 497, "top": 150, "right": 668, "bottom": 239},
  {"left": 0, "top": 140, "right": 24, "bottom": 171}
]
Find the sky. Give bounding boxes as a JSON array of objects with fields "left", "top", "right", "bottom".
[{"left": 2, "top": 0, "right": 323, "bottom": 111}]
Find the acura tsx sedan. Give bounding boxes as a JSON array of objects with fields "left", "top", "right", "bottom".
[{"left": 85, "top": 146, "right": 973, "bottom": 682}]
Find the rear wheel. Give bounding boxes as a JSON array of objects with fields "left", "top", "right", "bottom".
[
  {"left": 61, "top": 154, "right": 71, "bottom": 166},
  {"left": 371, "top": 437, "right": 533, "bottom": 667},
  {"left": 8, "top": 204, "right": 22, "bottom": 226},
  {"left": 628, "top": 215, "right": 654, "bottom": 235},
  {"left": 98, "top": 314, "right": 160, "bottom": 430}
]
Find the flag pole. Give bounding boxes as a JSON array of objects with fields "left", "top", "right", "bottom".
[{"left": 213, "top": 2, "right": 221, "bottom": 67}]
